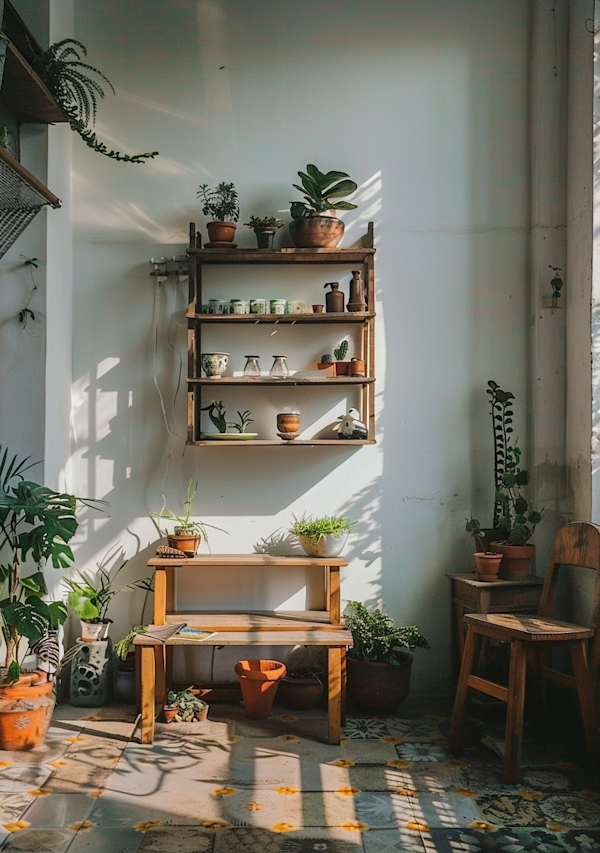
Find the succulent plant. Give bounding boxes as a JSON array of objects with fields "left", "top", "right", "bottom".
[
  {"left": 334, "top": 339, "right": 349, "bottom": 361},
  {"left": 165, "top": 689, "right": 207, "bottom": 722}
]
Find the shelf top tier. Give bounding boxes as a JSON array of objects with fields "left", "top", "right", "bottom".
[
  {"left": 149, "top": 553, "right": 347, "bottom": 567},
  {"left": 187, "top": 312, "right": 374, "bottom": 324},
  {"left": 188, "top": 376, "right": 375, "bottom": 386},
  {"left": 187, "top": 247, "right": 375, "bottom": 264}
]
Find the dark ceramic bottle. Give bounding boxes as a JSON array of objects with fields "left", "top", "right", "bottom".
[
  {"left": 325, "top": 282, "right": 345, "bottom": 313},
  {"left": 347, "top": 270, "right": 366, "bottom": 312}
]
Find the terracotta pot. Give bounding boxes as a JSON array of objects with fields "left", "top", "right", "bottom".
[
  {"left": 277, "top": 413, "right": 300, "bottom": 434},
  {"left": 80, "top": 620, "right": 111, "bottom": 642},
  {"left": 347, "top": 654, "right": 413, "bottom": 715},
  {"left": 473, "top": 552, "right": 503, "bottom": 582},
  {"left": 277, "top": 676, "right": 323, "bottom": 710},
  {"left": 490, "top": 542, "right": 535, "bottom": 580},
  {"left": 167, "top": 533, "right": 201, "bottom": 556},
  {"left": 289, "top": 216, "right": 345, "bottom": 248},
  {"left": 298, "top": 532, "right": 348, "bottom": 558},
  {"left": 333, "top": 362, "right": 350, "bottom": 377},
  {"left": 0, "top": 677, "right": 55, "bottom": 750},
  {"left": 348, "top": 359, "right": 365, "bottom": 377},
  {"left": 235, "top": 659, "right": 286, "bottom": 719},
  {"left": 163, "top": 706, "right": 179, "bottom": 723},
  {"left": 206, "top": 221, "right": 237, "bottom": 243}
]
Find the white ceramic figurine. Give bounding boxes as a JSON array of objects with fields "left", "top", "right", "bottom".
[{"left": 336, "top": 408, "right": 368, "bottom": 440}]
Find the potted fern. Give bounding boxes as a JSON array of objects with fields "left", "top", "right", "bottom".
[
  {"left": 151, "top": 480, "right": 224, "bottom": 554},
  {"left": 289, "top": 165, "right": 357, "bottom": 248},
  {"left": 289, "top": 515, "right": 355, "bottom": 558},
  {"left": 345, "top": 601, "right": 429, "bottom": 715},
  {"left": 197, "top": 182, "right": 240, "bottom": 245}
]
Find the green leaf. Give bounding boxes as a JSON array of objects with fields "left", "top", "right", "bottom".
[
  {"left": 331, "top": 201, "right": 358, "bottom": 210},
  {"left": 306, "top": 164, "right": 325, "bottom": 184},
  {"left": 323, "top": 179, "right": 357, "bottom": 198},
  {"left": 322, "top": 170, "right": 351, "bottom": 183},
  {"left": 3, "top": 600, "right": 48, "bottom": 643},
  {"left": 20, "top": 572, "right": 48, "bottom": 597},
  {"left": 290, "top": 202, "right": 307, "bottom": 220},
  {"left": 49, "top": 601, "right": 68, "bottom": 629},
  {"left": 7, "top": 661, "right": 20, "bottom": 683},
  {"left": 67, "top": 589, "right": 99, "bottom": 620}
]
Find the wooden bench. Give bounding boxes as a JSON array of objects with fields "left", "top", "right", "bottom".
[{"left": 135, "top": 554, "right": 353, "bottom": 745}]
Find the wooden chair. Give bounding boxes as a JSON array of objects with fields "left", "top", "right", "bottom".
[{"left": 448, "top": 521, "right": 600, "bottom": 783}]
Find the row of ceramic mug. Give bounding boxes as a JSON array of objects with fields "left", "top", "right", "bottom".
[{"left": 200, "top": 299, "right": 313, "bottom": 315}]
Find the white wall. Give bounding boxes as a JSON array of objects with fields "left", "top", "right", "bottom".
[{"left": 64, "top": 0, "right": 537, "bottom": 692}]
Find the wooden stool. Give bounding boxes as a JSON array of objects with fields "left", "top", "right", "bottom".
[{"left": 448, "top": 522, "right": 600, "bottom": 783}]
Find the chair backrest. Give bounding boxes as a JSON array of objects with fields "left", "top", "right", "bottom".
[{"left": 538, "top": 522, "right": 600, "bottom": 665}]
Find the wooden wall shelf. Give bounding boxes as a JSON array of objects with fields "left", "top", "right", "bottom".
[
  {"left": 187, "top": 439, "right": 376, "bottom": 447},
  {"left": 0, "top": 41, "right": 68, "bottom": 123},
  {"left": 188, "top": 247, "right": 375, "bottom": 264},
  {"left": 187, "top": 312, "right": 375, "bottom": 324},
  {"left": 187, "top": 376, "right": 375, "bottom": 386}
]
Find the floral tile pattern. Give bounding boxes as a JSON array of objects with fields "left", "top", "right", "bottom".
[
  {"left": 394, "top": 743, "right": 451, "bottom": 763},
  {"left": 343, "top": 720, "right": 390, "bottom": 740}
]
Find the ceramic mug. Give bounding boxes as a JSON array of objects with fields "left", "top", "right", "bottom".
[
  {"left": 250, "top": 299, "right": 269, "bottom": 314},
  {"left": 230, "top": 299, "right": 249, "bottom": 314},
  {"left": 270, "top": 299, "right": 287, "bottom": 315},
  {"left": 286, "top": 300, "right": 309, "bottom": 314},
  {"left": 209, "top": 299, "right": 225, "bottom": 315},
  {"left": 200, "top": 352, "right": 229, "bottom": 378}
]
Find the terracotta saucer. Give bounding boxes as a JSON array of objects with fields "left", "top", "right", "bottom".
[{"left": 277, "top": 431, "right": 299, "bottom": 440}]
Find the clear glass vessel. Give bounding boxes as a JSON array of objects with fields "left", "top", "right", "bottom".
[
  {"left": 270, "top": 355, "right": 289, "bottom": 379},
  {"left": 244, "top": 356, "right": 261, "bottom": 377}
]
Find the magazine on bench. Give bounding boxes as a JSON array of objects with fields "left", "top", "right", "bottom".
[{"left": 142, "top": 623, "right": 215, "bottom": 642}]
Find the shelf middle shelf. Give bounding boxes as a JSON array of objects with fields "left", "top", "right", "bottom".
[{"left": 188, "top": 376, "right": 375, "bottom": 386}]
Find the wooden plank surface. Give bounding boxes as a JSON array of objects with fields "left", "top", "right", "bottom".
[
  {"left": 165, "top": 611, "right": 345, "bottom": 630},
  {"left": 140, "top": 646, "right": 155, "bottom": 744},
  {"left": 445, "top": 573, "right": 544, "bottom": 588},
  {"left": 187, "top": 312, "right": 375, "bottom": 323},
  {"left": 187, "top": 439, "right": 376, "bottom": 446},
  {"left": 187, "top": 248, "right": 375, "bottom": 264},
  {"left": 134, "top": 628, "right": 353, "bottom": 646},
  {"left": 187, "top": 377, "right": 375, "bottom": 385},
  {"left": 148, "top": 554, "right": 347, "bottom": 567}
]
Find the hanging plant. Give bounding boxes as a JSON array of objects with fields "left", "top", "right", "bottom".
[{"left": 33, "top": 39, "right": 158, "bottom": 164}]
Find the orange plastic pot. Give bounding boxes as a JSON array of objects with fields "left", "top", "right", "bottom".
[
  {"left": 234, "top": 659, "right": 286, "bottom": 719},
  {"left": 0, "top": 677, "right": 55, "bottom": 750}
]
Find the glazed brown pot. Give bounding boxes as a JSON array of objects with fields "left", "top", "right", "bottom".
[
  {"left": 289, "top": 216, "right": 345, "bottom": 248},
  {"left": 277, "top": 676, "right": 323, "bottom": 711},
  {"left": 347, "top": 654, "right": 413, "bottom": 715},
  {"left": 277, "top": 413, "right": 300, "bottom": 433},
  {"left": 490, "top": 542, "right": 535, "bottom": 580},
  {"left": 0, "top": 677, "right": 55, "bottom": 750},
  {"left": 167, "top": 533, "right": 201, "bottom": 556},
  {"left": 206, "top": 221, "right": 237, "bottom": 243},
  {"left": 473, "top": 552, "right": 503, "bottom": 582},
  {"left": 235, "top": 659, "right": 287, "bottom": 719}
]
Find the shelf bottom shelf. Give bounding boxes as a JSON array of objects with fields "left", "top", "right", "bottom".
[{"left": 187, "top": 439, "right": 375, "bottom": 446}]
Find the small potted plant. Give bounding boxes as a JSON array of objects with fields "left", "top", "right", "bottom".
[
  {"left": 200, "top": 401, "right": 257, "bottom": 441},
  {"left": 65, "top": 555, "right": 153, "bottom": 642},
  {"left": 333, "top": 338, "right": 350, "bottom": 376},
  {"left": 151, "top": 479, "right": 224, "bottom": 554},
  {"left": 197, "top": 182, "right": 240, "bottom": 245},
  {"left": 277, "top": 666, "right": 324, "bottom": 711},
  {"left": 244, "top": 215, "right": 284, "bottom": 249},
  {"left": 345, "top": 601, "right": 429, "bottom": 715},
  {"left": 465, "top": 518, "right": 503, "bottom": 582},
  {"left": 290, "top": 515, "right": 356, "bottom": 558},
  {"left": 0, "top": 447, "right": 85, "bottom": 750},
  {"left": 289, "top": 165, "right": 357, "bottom": 248},
  {"left": 491, "top": 443, "right": 543, "bottom": 580},
  {"left": 163, "top": 689, "right": 208, "bottom": 723}
]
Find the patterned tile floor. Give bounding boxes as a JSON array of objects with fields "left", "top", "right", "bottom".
[{"left": 0, "top": 695, "right": 598, "bottom": 852}]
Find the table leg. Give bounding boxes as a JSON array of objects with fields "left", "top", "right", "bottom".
[
  {"left": 329, "top": 567, "right": 341, "bottom": 624},
  {"left": 155, "top": 645, "right": 166, "bottom": 704},
  {"left": 135, "top": 646, "right": 141, "bottom": 712},
  {"left": 140, "top": 646, "right": 156, "bottom": 744},
  {"left": 328, "top": 647, "right": 342, "bottom": 745},
  {"left": 341, "top": 647, "right": 347, "bottom": 726},
  {"left": 154, "top": 569, "right": 167, "bottom": 625}
]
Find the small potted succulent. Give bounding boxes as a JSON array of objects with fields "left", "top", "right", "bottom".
[
  {"left": 244, "top": 215, "right": 284, "bottom": 249},
  {"left": 289, "top": 165, "right": 357, "bottom": 248},
  {"left": 197, "top": 181, "right": 240, "bottom": 245},
  {"left": 333, "top": 338, "right": 350, "bottom": 376},
  {"left": 290, "top": 514, "right": 356, "bottom": 558},
  {"left": 345, "top": 601, "right": 429, "bottom": 715},
  {"left": 163, "top": 689, "right": 208, "bottom": 723},
  {"left": 151, "top": 480, "right": 221, "bottom": 554},
  {"left": 465, "top": 518, "right": 503, "bottom": 582}
]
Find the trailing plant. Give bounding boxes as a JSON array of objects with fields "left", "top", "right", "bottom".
[
  {"left": 334, "top": 339, "right": 349, "bottom": 361},
  {"left": 487, "top": 380, "right": 515, "bottom": 529},
  {"left": 18, "top": 256, "right": 39, "bottom": 331},
  {"left": 201, "top": 401, "right": 254, "bottom": 434},
  {"left": 244, "top": 216, "right": 284, "bottom": 229},
  {"left": 33, "top": 39, "right": 158, "bottom": 164},
  {"left": 114, "top": 625, "right": 146, "bottom": 661},
  {"left": 0, "top": 446, "right": 95, "bottom": 681},
  {"left": 289, "top": 515, "right": 356, "bottom": 544},
  {"left": 495, "top": 443, "right": 543, "bottom": 546},
  {"left": 197, "top": 182, "right": 240, "bottom": 222},
  {"left": 290, "top": 164, "right": 357, "bottom": 220},
  {"left": 165, "top": 689, "right": 207, "bottom": 721},
  {"left": 345, "top": 601, "right": 429, "bottom": 666},
  {"left": 150, "top": 479, "right": 223, "bottom": 543},
  {"left": 64, "top": 552, "right": 153, "bottom": 623}
]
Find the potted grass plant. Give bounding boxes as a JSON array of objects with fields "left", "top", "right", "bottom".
[
  {"left": 345, "top": 601, "right": 429, "bottom": 715},
  {"left": 290, "top": 515, "right": 356, "bottom": 558},
  {"left": 289, "top": 165, "right": 357, "bottom": 248},
  {"left": 197, "top": 182, "right": 240, "bottom": 245},
  {"left": 151, "top": 480, "right": 224, "bottom": 555}
]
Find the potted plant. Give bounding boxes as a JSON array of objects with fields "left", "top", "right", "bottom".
[
  {"left": 0, "top": 447, "right": 84, "bottom": 749},
  {"left": 345, "top": 601, "right": 429, "bottom": 715},
  {"left": 163, "top": 689, "right": 208, "bottom": 723},
  {"left": 151, "top": 479, "right": 224, "bottom": 554},
  {"left": 64, "top": 555, "right": 152, "bottom": 642},
  {"left": 333, "top": 338, "right": 350, "bottom": 376},
  {"left": 200, "top": 401, "right": 258, "bottom": 441},
  {"left": 490, "top": 443, "right": 543, "bottom": 580},
  {"left": 289, "top": 165, "right": 357, "bottom": 248},
  {"left": 197, "top": 182, "right": 240, "bottom": 245},
  {"left": 465, "top": 519, "right": 503, "bottom": 582},
  {"left": 277, "top": 667, "right": 324, "bottom": 710},
  {"left": 113, "top": 626, "right": 147, "bottom": 703},
  {"left": 244, "top": 216, "right": 284, "bottom": 249},
  {"left": 290, "top": 515, "right": 356, "bottom": 558}
]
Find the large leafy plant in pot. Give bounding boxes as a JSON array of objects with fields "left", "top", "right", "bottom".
[
  {"left": 289, "top": 165, "right": 357, "bottom": 248},
  {"left": 0, "top": 448, "right": 81, "bottom": 749},
  {"left": 345, "top": 601, "right": 429, "bottom": 715}
]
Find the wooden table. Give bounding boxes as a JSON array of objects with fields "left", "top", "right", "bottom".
[
  {"left": 446, "top": 573, "right": 544, "bottom": 680},
  {"left": 136, "top": 555, "right": 352, "bottom": 745}
]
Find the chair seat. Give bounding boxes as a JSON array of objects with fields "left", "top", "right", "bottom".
[{"left": 465, "top": 612, "right": 594, "bottom": 642}]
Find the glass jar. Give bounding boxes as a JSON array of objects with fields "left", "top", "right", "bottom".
[
  {"left": 270, "top": 355, "right": 289, "bottom": 379},
  {"left": 244, "top": 356, "right": 261, "bottom": 377}
]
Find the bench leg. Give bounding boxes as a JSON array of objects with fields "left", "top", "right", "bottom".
[
  {"left": 448, "top": 625, "right": 480, "bottom": 753},
  {"left": 328, "top": 647, "right": 342, "bottom": 745},
  {"left": 155, "top": 645, "right": 166, "bottom": 704},
  {"left": 504, "top": 639, "right": 527, "bottom": 783},
  {"left": 341, "top": 647, "right": 347, "bottom": 727},
  {"left": 140, "top": 646, "right": 156, "bottom": 744}
]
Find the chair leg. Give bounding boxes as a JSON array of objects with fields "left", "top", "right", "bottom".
[
  {"left": 570, "top": 640, "right": 599, "bottom": 762},
  {"left": 448, "top": 626, "right": 481, "bottom": 753},
  {"left": 504, "top": 639, "right": 527, "bottom": 784}
]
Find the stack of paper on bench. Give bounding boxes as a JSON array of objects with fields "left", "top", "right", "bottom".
[{"left": 142, "top": 624, "right": 215, "bottom": 642}]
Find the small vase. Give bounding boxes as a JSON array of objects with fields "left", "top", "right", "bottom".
[
  {"left": 243, "top": 356, "right": 261, "bottom": 377},
  {"left": 277, "top": 676, "right": 323, "bottom": 710},
  {"left": 347, "top": 655, "right": 413, "bottom": 715},
  {"left": 0, "top": 678, "right": 56, "bottom": 751},
  {"left": 270, "top": 355, "right": 289, "bottom": 378},
  {"left": 80, "top": 620, "right": 111, "bottom": 642},
  {"left": 163, "top": 706, "right": 178, "bottom": 723},
  {"left": 235, "top": 659, "right": 287, "bottom": 719},
  {"left": 473, "top": 552, "right": 503, "bottom": 582},
  {"left": 200, "top": 352, "right": 229, "bottom": 379}
]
